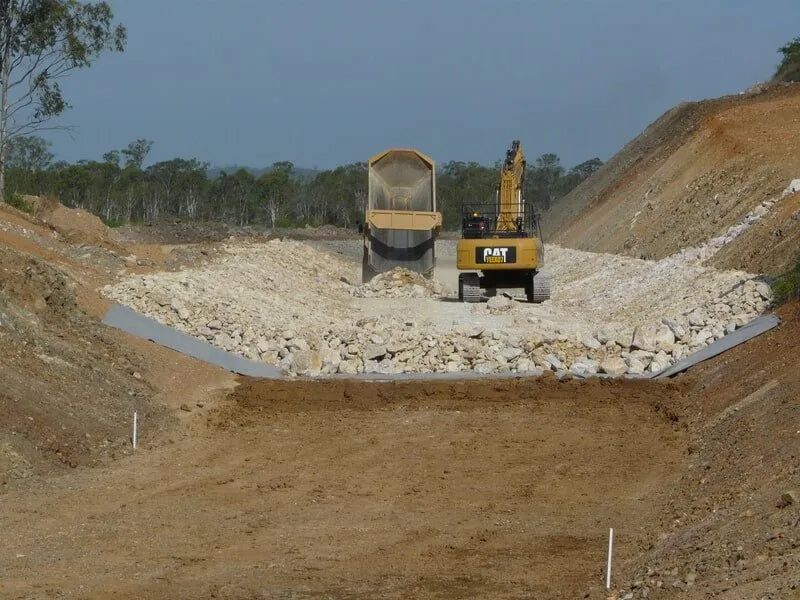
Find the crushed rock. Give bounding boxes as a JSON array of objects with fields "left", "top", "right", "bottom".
[
  {"left": 103, "top": 238, "right": 772, "bottom": 379},
  {"left": 354, "top": 267, "right": 450, "bottom": 298}
]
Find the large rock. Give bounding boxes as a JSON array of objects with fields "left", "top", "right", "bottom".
[
  {"left": 582, "top": 335, "right": 602, "bottom": 350},
  {"left": 363, "top": 344, "right": 387, "bottom": 361},
  {"left": 784, "top": 179, "right": 800, "bottom": 196},
  {"left": 570, "top": 358, "right": 599, "bottom": 378},
  {"left": 214, "top": 332, "right": 235, "bottom": 351},
  {"left": 515, "top": 358, "right": 542, "bottom": 375},
  {"left": 648, "top": 351, "right": 671, "bottom": 374},
  {"left": 614, "top": 329, "right": 633, "bottom": 348},
  {"left": 474, "top": 362, "right": 499, "bottom": 375},
  {"left": 338, "top": 359, "right": 359, "bottom": 375},
  {"left": 654, "top": 326, "right": 676, "bottom": 352},
  {"left": 499, "top": 346, "right": 523, "bottom": 361},
  {"left": 626, "top": 357, "right": 647, "bottom": 375},
  {"left": 690, "top": 328, "right": 713, "bottom": 346},
  {"left": 594, "top": 328, "right": 614, "bottom": 345},
  {"left": 544, "top": 354, "right": 563, "bottom": 370},
  {"left": 456, "top": 324, "right": 485, "bottom": 339},
  {"left": 688, "top": 309, "right": 706, "bottom": 327},
  {"left": 631, "top": 324, "right": 658, "bottom": 352},
  {"left": 486, "top": 295, "right": 514, "bottom": 313},
  {"left": 662, "top": 318, "right": 688, "bottom": 341},
  {"left": 599, "top": 357, "right": 628, "bottom": 377},
  {"left": 291, "top": 350, "right": 322, "bottom": 375}
]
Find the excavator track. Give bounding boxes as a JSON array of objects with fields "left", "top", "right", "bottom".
[
  {"left": 458, "top": 272, "right": 482, "bottom": 303},
  {"left": 527, "top": 270, "right": 551, "bottom": 303},
  {"left": 533, "top": 270, "right": 551, "bottom": 303}
]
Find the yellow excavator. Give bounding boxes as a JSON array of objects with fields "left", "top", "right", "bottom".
[{"left": 456, "top": 140, "right": 550, "bottom": 303}]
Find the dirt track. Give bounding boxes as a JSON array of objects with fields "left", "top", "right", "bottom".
[{"left": 0, "top": 377, "right": 686, "bottom": 599}]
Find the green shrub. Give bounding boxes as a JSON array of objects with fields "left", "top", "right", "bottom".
[
  {"left": 774, "top": 36, "right": 800, "bottom": 83},
  {"left": 5, "top": 193, "right": 33, "bottom": 214},
  {"left": 772, "top": 257, "right": 800, "bottom": 304}
]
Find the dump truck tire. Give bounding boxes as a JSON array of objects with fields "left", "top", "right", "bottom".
[{"left": 361, "top": 247, "right": 374, "bottom": 284}]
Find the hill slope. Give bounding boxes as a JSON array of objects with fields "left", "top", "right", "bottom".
[{"left": 546, "top": 84, "right": 800, "bottom": 275}]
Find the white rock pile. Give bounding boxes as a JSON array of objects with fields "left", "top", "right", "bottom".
[{"left": 104, "top": 239, "right": 772, "bottom": 378}]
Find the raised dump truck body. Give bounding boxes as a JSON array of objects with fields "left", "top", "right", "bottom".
[{"left": 362, "top": 148, "right": 441, "bottom": 281}]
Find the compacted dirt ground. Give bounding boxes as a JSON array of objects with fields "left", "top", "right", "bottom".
[{"left": 1, "top": 376, "right": 686, "bottom": 599}]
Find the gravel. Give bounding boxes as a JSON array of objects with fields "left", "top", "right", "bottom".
[{"left": 103, "top": 237, "right": 771, "bottom": 378}]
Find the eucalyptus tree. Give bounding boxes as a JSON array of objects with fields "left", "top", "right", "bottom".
[{"left": 0, "top": 0, "right": 125, "bottom": 198}]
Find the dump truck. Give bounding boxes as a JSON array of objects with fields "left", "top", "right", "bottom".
[
  {"left": 456, "top": 140, "right": 551, "bottom": 303},
  {"left": 362, "top": 148, "right": 442, "bottom": 282}
]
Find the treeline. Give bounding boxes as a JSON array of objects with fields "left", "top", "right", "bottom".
[{"left": 4, "top": 136, "right": 602, "bottom": 229}]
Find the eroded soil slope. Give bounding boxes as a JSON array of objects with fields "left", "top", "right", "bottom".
[
  {"left": 548, "top": 84, "right": 800, "bottom": 275},
  {"left": 0, "top": 201, "right": 230, "bottom": 486}
]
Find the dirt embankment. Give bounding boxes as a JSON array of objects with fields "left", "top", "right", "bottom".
[
  {"left": 0, "top": 200, "right": 233, "bottom": 486},
  {"left": 547, "top": 84, "right": 800, "bottom": 275},
  {"left": 614, "top": 301, "right": 800, "bottom": 599}
]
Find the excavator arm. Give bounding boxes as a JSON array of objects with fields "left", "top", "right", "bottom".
[{"left": 496, "top": 140, "right": 525, "bottom": 233}]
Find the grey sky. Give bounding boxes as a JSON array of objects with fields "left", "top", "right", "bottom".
[{"left": 50, "top": 0, "right": 798, "bottom": 169}]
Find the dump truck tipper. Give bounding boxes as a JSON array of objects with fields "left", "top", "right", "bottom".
[{"left": 362, "top": 148, "right": 442, "bottom": 282}]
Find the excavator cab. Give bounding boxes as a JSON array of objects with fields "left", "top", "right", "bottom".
[{"left": 462, "top": 210, "right": 488, "bottom": 239}]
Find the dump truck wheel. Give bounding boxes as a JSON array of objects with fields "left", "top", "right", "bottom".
[
  {"left": 458, "top": 273, "right": 481, "bottom": 303},
  {"left": 531, "top": 270, "right": 551, "bottom": 303}
]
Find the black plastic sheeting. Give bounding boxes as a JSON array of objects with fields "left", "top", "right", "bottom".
[
  {"left": 102, "top": 304, "right": 282, "bottom": 378},
  {"left": 654, "top": 314, "right": 780, "bottom": 379}
]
